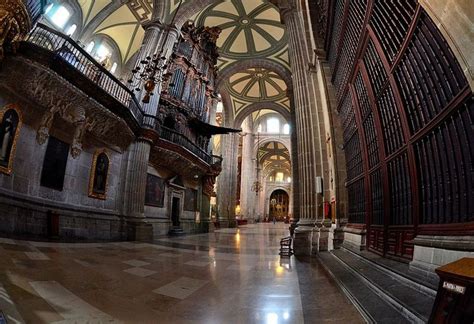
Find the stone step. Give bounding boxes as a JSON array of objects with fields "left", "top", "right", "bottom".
[
  {"left": 341, "top": 245, "right": 439, "bottom": 291},
  {"left": 318, "top": 249, "right": 437, "bottom": 323},
  {"left": 317, "top": 252, "right": 405, "bottom": 323}
]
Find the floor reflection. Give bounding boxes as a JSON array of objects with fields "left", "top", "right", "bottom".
[{"left": 0, "top": 223, "right": 363, "bottom": 323}]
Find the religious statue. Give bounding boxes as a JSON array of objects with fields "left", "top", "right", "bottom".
[
  {"left": 0, "top": 108, "right": 19, "bottom": 168},
  {"left": 89, "top": 151, "right": 109, "bottom": 199}
]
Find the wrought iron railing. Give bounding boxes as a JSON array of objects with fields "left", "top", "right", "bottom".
[
  {"left": 159, "top": 126, "right": 214, "bottom": 164},
  {"left": 24, "top": 0, "right": 50, "bottom": 25},
  {"left": 24, "top": 23, "right": 221, "bottom": 166},
  {"left": 26, "top": 23, "right": 144, "bottom": 123}
]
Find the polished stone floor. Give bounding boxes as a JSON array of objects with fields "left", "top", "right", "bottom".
[{"left": 0, "top": 223, "right": 363, "bottom": 323}]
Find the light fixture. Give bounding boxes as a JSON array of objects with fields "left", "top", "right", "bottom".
[
  {"left": 127, "top": 0, "right": 183, "bottom": 103},
  {"left": 251, "top": 131, "right": 263, "bottom": 195}
]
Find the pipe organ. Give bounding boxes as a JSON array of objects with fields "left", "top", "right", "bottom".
[{"left": 159, "top": 22, "right": 222, "bottom": 154}]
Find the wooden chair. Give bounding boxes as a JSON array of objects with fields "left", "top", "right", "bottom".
[{"left": 280, "top": 236, "right": 293, "bottom": 256}]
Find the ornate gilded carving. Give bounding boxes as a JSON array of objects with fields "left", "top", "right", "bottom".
[
  {"left": 181, "top": 21, "right": 221, "bottom": 64},
  {"left": 0, "top": 0, "right": 31, "bottom": 61},
  {"left": 88, "top": 149, "right": 110, "bottom": 200},
  {"left": 0, "top": 104, "right": 22, "bottom": 175},
  {"left": 202, "top": 159, "right": 222, "bottom": 197}
]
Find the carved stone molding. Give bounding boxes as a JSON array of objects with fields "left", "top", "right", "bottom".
[
  {"left": 0, "top": 57, "right": 135, "bottom": 150},
  {"left": 0, "top": 0, "right": 31, "bottom": 60}
]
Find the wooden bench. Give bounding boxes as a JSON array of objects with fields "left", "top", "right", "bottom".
[{"left": 280, "top": 236, "right": 293, "bottom": 256}]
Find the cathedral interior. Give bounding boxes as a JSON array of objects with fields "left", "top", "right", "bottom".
[{"left": 0, "top": 0, "right": 473, "bottom": 323}]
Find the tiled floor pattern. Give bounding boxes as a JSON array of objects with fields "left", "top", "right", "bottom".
[{"left": 0, "top": 224, "right": 363, "bottom": 323}]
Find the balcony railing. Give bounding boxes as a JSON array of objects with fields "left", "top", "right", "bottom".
[
  {"left": 26, "top": 23, "right": 144, "bottom": 124},
  {"left": 24, "top": 0, "right": 50, "bottom": 25},
  {"left": 160, "top": 126, "right": 215, "bottom": 164},
  {"left": 24, "top": 24, "right": 221, "bottom": 167}
]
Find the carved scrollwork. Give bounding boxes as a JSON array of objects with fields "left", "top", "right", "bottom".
[{"left": 0, "top": 0, "right": 31, "bottom": 61}]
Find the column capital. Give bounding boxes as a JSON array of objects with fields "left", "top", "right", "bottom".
[
  {"left": 143, "top": 20, "right": 165, "bottom": 32},
  {"left": 269, "top": 0, "right": 297, "bottom": 24}
]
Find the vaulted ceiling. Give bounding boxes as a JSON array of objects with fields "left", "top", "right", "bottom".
[
  {"left": 194, "top": 0, "right": 291, "bottom": 123},
  {"left": 76, "top": 0, "right": 153, "bottom": 64},
  {"left": 67, "top": 0, "right": 292, "bottom": 124},
  {"left": 258, "top": 141, "right": 291, "bottom": 178}
]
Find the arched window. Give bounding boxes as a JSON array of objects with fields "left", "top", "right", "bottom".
[
  {"left": 110, "top": 62, "right": 118, "bottom": 74},
  {"left": 85, "top": 41, "right": 95, "bottom": 53},
  {"left": 66, "top": 24, "right": 77, "bottom": 36},
  {"left": 287, "top": 177, "right": 292, "bottom": 183},
  {"left": 47, "top": 5, "right": 71, "bottom": 29},
  {"left": 216, "top": 101, "right": 223, "bottom": 113},
  {"left": 267, "top": 117, "right": 280, "bottom": 133},
  {"left": 257, "top": 124, "right": 262, "bottom": 133},
  {"left": 275, "top": 172, "right": 284, "bottom": 182},
  {"left": 44, "top": 3, "right": 53, "bottom": 14},
  {"left": 95, "top": 44, "right": 111, "bottom": 62},
  {"left": 283, "top": 123, "right": 290, "bottom": 134}
]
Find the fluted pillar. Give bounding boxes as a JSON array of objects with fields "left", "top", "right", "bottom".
[
  {"left": 278, "top": 3, "right": 321, "bottom": 223},
  {"left": 216, "top": 133, "right": 239, "bottom": 227},
  {"left": 271, "top": 0, "right": 330, "bottom": 254},
  {"left": 239, "top": 121, "right": 256, "bottom": 221},
  {"left": 289, "top": 90, "right": 300, "bottom": 233},
  {"left": 121, "top": 22, "right": 180, "bottom": 240}
]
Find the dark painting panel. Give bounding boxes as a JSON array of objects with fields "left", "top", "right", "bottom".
[
  {"left": 92, "top": 153, "right": 109, "bottom": 195},
  {"left": 145, "top": 174, "right": 165, "bottom": 207},
  {"left": 184, "top": 188, "right": 197, "bottom": 211},
  {"left": 40, "top": 136, "right": 69, "bottom": 191}
]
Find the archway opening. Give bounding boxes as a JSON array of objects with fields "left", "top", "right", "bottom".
[{"left": 269, "top": 189, "right": 289, "bottom": 222}]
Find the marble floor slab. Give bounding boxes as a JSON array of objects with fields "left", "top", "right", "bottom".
[
  {"left": 122, "top": 259, "right": 150, "bottom": 267},
  {"left": 153, "top": 277, "right": 208, "bottom": 300},
  {"left": 0, "top": 223, "right": 364, "bottom": 323},
  {"left": 123, "top": 267, "right": 157, "bottom": 277}
]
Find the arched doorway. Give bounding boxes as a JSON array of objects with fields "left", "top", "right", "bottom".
[{"left": 269, "top": 189, "right": 289, "bottom": 222}]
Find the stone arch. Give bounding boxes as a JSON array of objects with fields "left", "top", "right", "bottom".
[
  {"left": 174, "top": 0, "right": 217, "bottom": 28},
  {"left": 152, "top": 0, "right": 168, "bottom": 22},
  {"left": 216, "top": 58, "right": 292, "bottom": 91},
  {"left": 267, "top": 187, "right": 290, "bottom": 201},
  {"left": 253, "top": 111, "right": 290, "bottom": 133},
  {"left": 218, "top": 88, "right": 235, "bottom": 127},
  {"left": 255, "top": 137, "right": 291, "bottom": 153},
  {"left": 233, "top": 102, "right": 290, "bottom": 128}
]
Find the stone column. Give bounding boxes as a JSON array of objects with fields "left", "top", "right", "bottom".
[
  {"left": 216, "top": 132, "right": 239, "bottom": 227},
  {"left": 272, "top": 0, "right": 328, "bottom": 254},
  {"left": 289, "top": 91, "right": 300, "bottom": 235},
  {"left": 121, "top": 23, "right": 180, "bottom": 241},
  {"left": 239, "top": 120, "right": 256, "bottom": 222}
]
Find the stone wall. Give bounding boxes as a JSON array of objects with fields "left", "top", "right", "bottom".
[{"left": 0, "top": 93, "right": 126, "bottom": 240}]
